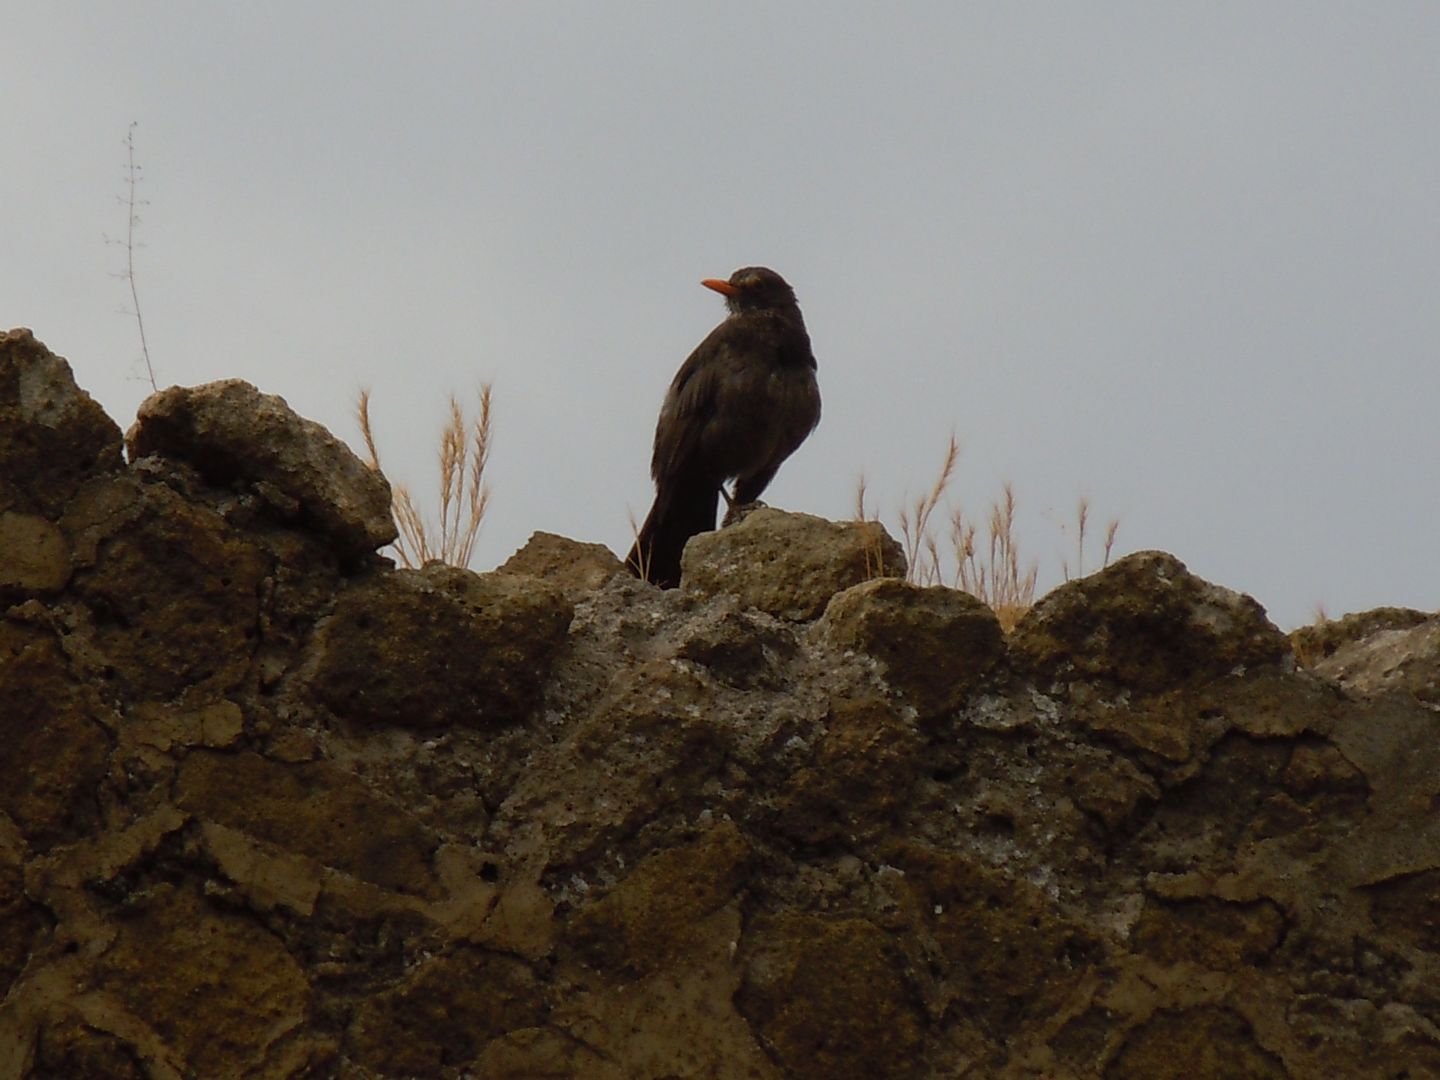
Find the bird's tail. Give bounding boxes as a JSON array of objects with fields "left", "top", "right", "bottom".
[{"left": 625, "top": 480, "right": 719, "bottom": 589}]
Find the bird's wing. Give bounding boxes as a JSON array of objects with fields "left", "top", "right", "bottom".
[{"left": 650, "top": 321, "right": 749, "bottom": 484}]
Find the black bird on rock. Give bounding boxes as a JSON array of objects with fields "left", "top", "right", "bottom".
[{"left": 626, "top": 266, "right": 821, "bottom": 588}]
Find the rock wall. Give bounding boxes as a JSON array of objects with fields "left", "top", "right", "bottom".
[{"left": 2, "top": 328, "right": 1438, "bottom": 1079}]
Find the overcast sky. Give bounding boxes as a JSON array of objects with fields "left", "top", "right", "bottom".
[{"left": 6, "top": 4, "right": 1437, "bottom": 628}]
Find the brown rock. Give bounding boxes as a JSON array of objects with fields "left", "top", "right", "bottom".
[
  {"left": 0, "top": 328, "right": 123, "bottom": 518},
  {"left": 1310, "top": 613, "right": 1440, "bottom": 707},
  {"left": 126, "top": 379, "right": 396, "bottom": 558},
  {"left": 175, "top": 749, "right": 440, "bottom": 895},
  {"left": 1010, "top": 550, "right": 1290, "bottom": 695},
  {"left": 0, "top": 619, "right": 113, "bottom": 850},
  {"left": 1108, "top": 1006, "right": 1287, "bottom": 1079},
  {"left": 569, "top": 819, "right": 752, "bottom": 976},
  {"left": 0, "top": 846, "right": 45, "bottom": 999},
  {"left": 499, "top": 530, "right": 626, "bottom": 598},
  {"left": 1364, "top": 868, "right": 1440, "bottom": 954},
  {"left": 0, "top": 511, "right": 70, "bottom": 598},
  {"left": 775, "top": 694, "right": 922, "bottom": 845},
  {"left": 97, "top": 884, "right": 312, "bottom": 1077},
  {"left": 491, "top": 660, "right": 730, "bottom": 871},
  {"left": 1290, "top": 605, "right": 1431, "bottom": 666},
  {"left": 30, "top": 1018, "right": 146, "bottom": 1079},
  {"left": 308, "top": 564, "right": 572, "bottom": 730},
  {"left": 471, "top": 1027, "right": 621, "bottom": 1079},
  {"left": 673, "top": 605, "right": 800, "bottom": 690},
  {"left": 1132, "top": 896, "right": 1286, "bottom": 967},
  {"left": 682, "top": 508, "right": 905, "bottom": 620},
  {"left": 346, "top": 947, "right": 544, "bottom": 1077},
  {"left": 737, "top": 912, "right": 923, "bottom": 1080},
  {"left": 0, "top": 353, "right": 1436, "bottom": 1080},
  {"left": 67, "top": 477, "right": 268, "bottom": 700},
  {"left": 819, "top": 577, "right": 1005, "bottom": 718},
  {"left": 891, "top": 844, "right": 1103, "bottom": 1040}
]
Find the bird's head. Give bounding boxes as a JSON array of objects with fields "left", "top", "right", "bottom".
[{"left": 701, "top": 266, "right": 798, "bottom": 314}]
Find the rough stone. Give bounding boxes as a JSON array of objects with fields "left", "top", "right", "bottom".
[
  {"left": 1009, "top": 550, "right": 1291, "bottom": 695},
  {"left": 0, "top": 618, "right": 114, "bottom": 851},
  {"left": 0, "top": 511, "right": 70, "bottom": 597},
  {"left": 499, "top": 530, "right": 627, "bottom": 599},
  {"left": 0, "top": 845, "right": 45, "bottom": 1000},
  {"left": 819, "top": 577, "right": 1005, "bottom": 718},
  {"left": 1107, "top": 1006, "right": 1287, "bottom": 1079},
  {"left": 772, "top": 694, "right": 922, "bottom": 846},
  {"left": 1, "top": 352, "right": 1436, "bottom": 1079},
  {"left": 682, "top": 508, "right": 906, "bottom": 620},
  {"left": 568, "top": 819, "right": 751, "bottom": 976},
  {"left": 66, "top": 476, "right": 269, "bottom": 701},
  {"left": 95, "top": 884, "right": 312, "bottom": 1077},
  {"left": 1310, "top": 613, "right": 1440, "bottom": 707},
  {"left": 308, "top": 563, "right": 572, "bottom": 730},
  {"left": 175, "top": 749, "right": 441, "bottom": 895},
  {"left": 346, "top": 948, "right": 545, "bottom": 1077},
  {"left": 126, "top": 378, "right": 396, "bottom": 558},
  {"left": 737, "top": 913, "right": 923, "bottom": 1080},
  {"left": 1290, "top": 605, "right": 1431, "bottom": 666},
  {"left": 0, "top": 328, "right": 123, "bottom": 518}
]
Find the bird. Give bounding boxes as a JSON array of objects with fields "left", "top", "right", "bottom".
[{"left": 626, "top": 266, "right": 821, "bottom": 588}]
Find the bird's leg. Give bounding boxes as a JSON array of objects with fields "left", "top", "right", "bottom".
[{"left": 721, "top": 485, "right": 771, "bottom": 528}]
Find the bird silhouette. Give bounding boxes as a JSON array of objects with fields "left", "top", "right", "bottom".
[{"left": 626, "top": 267, "right": 821, "bottom": 588}]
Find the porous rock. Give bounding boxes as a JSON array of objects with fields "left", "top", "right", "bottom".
[
  {"left": 1289, "top": 605, "right": 1430, "bottom": 665},
  {"left": 1009, "top": 550, "right": 1291, "bottom": 695},
  {"left": 3, "top": 345, "right": 1438, "bottom": 1079},
  {"left": 66, "top": 475, "right": 270, "bottom": 701},
  {"left": 819, "top": 577, "right": 1005, "bottom": 719},
  {"left": 127, "top": 378, "right": 396, "bottom": 558},
  {"left": 308, "top": 563, "right": 572, "bottom": 730},
  {"left": 1309, "top": 612, "right": 1440, "bottom": 707},
  {"left": 682, "top": 507, "right": 906, "bottom": 620},
  {"left": 0, "top": 329, "right": 123, "bottom": 518},
  {"left": 0, "top": 617, "right": 114, "bottom": 851},
  {"left": 499, "top": 529, "right": 627, "bottom": 600},
  {"left": 0, "top": 511, "right": 70, "bottom": 597},
  {"left": 175, "top": 749, "right": 442, "bottom": 895}
]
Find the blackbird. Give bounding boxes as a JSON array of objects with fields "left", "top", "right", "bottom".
[{"left": 626, "top": 266, "right": 821, "bottom": 588}]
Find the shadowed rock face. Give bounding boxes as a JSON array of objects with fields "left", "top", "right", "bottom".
[{"left": 3, "top": 330, "right": 1439, "bottom": 1079}]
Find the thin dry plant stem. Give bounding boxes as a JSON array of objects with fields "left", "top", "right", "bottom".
[
  {"left": 1061, "top": 497, "right": 1118, "bottom": 581},
  {"left": 356, "top": 386, "right": 493, "bottom": 568},
  {"left": 852, "top": 472, "right": 893, "bottom": 580},
  {"left": 898, "top": 434, "right": 959, "bottom": 586},
  {"left": 948, "top": 483, "right": 1038, "bottom": 631},
  {"left": 625, "top": 508, "right": 652, "bottom": 581},
  {"left": 867, "top": 437, "right": 1119, "bottom": 629},
  {"left": 109, "top": 122, "right": 157, "bottom": 391}
]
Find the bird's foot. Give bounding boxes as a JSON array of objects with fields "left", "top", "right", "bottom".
[{"left": 722, "top": 499, "right": 768, "bottom": 528}]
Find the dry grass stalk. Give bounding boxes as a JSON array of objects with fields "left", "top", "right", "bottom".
[
  {"left": 897, "top": 434, "right": 959, "bottom": 585},
  {"left": 625, "top": 508, "right": 651, "bottom": 582},
  {"left": 1060, "top": 496, "right": 1119, "bottom": 582},
  {"left": 853, "top": 472, "right": 892, "bottom": 580},
  {"left": 856, "top": 439, "right": 1118, "bottom": 632},
  {"left": 951, "top": 483, "right": 1039, "bottom": 631},
  {"left": 356, "top": 386, "right": 493, "bottom": 568}
]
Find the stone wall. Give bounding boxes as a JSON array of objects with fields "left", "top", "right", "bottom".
[{"left": 2, "top": 329, "right": 1438, "bottom": 1078}]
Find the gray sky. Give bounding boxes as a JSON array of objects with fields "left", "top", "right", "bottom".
[{"left": 6, "top": 4, "right": 1437, "bottom": 628}]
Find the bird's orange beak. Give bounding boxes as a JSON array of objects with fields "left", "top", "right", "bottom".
[{"left": 701, "top": 278, "right": 738, "bottom": 297}]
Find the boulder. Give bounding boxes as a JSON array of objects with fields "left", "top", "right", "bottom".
[{"left": 127, "top": 379, "right": 396, "bottom": 558}]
